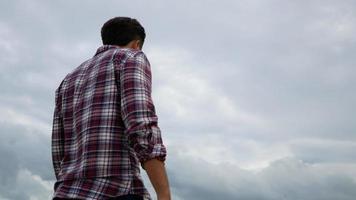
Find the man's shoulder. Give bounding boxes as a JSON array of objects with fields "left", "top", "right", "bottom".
[
  {"left": 92, "top": 45, "right": 148, "bottom": 65},
  {"left": 59, "top": 47, "right": 148, "bottom": 86},
  {"left": 114, "top": 48, "right": 146, "bottom": 60},
  {"left": 112, "top": 48, "right": 150, "bottom": 68}
]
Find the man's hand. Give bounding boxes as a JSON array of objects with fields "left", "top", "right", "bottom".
[{"left": 143, "top": 158, "right": 171, "bottom": 200}]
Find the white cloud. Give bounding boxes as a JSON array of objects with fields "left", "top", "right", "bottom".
[
  {"left": 0, "top": 106, "right": 51, "bottom": 134},
  {"left": 148, "top": 46, "right": 268, "bottom": 133},
  {"left": 0, "top": 22, "right": 22, "bottom": 65},
  {"left": 16, "top": 169, "right": 53, "bottom": 200}
]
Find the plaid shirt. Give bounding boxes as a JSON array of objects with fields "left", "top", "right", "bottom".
[{"left": 51, "top": 45, "right": 167, "bottom": 200}]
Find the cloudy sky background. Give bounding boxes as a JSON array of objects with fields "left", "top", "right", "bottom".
[{"left": 1, "top": 0, "right": 356, "bottom": 199}]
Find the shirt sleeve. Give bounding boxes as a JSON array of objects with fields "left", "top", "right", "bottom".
[
  {"left": 119, "top": 51, "right": 167, "bottom": 169},
  {"left": 51, "top": 83, "right": 65, "bottom": 180}
]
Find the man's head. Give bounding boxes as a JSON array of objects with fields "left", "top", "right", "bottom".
[{"left": 101, "top": 17, "right": 146, "bottom": 50}]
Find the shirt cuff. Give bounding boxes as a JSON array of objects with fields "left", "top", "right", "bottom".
[{"left": 136, "top": 143, "right": 167, "bottom": 169}]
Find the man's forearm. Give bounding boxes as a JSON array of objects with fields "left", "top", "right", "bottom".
[{"left": 143, "top": 158, "right": 171, "bottom": 200}]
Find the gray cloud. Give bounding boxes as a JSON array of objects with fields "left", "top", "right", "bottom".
[
  {"left": 0, "top": 122, "right": 53, "bottom": 199},
  {"left": 167, "top": 152, "right": 356, "bottom": 200},
  {"left": 290, "top": 139, "right": 356, "bottom": 164}
]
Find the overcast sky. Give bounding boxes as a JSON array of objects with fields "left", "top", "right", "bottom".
[{"left": 0, "top": 0, "right": 356, "bottom": 199}]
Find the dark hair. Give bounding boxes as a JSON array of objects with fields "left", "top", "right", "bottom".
[{"left": 101, "top": 17, "right": 146, "bottom": 47}]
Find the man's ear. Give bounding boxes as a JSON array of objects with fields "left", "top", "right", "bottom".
[
  {"left": 134, "top": 40, "right": 141, "bottom": 50},
  {"left": 125, "top": 40, "right": 141, "bottom": 50}
]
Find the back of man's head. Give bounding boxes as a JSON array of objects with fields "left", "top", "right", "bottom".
[{"left": 101, "top": 17, "right": 146, "bottom": 48}]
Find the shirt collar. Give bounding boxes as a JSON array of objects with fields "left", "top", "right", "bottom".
[{"left": 94, "top": 45, "right": 120, "bottom": 56}]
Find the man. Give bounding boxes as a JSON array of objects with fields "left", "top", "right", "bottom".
[{"left": 51, "top": 17, "right": 171, "bottom": 200}]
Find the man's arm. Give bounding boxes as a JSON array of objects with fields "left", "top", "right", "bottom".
[
  {"left": 119, "top": 51, "right": 171, "bottom": 199},
  {"left": 143, "top": 159, "right": 171, "bottom": 200}
]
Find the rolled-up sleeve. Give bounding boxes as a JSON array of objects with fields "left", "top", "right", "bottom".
[
  {"left": 119, "top": 51, "right": 167, "bottom": 168},
  {"left": 51, "top": 84, "right": 65, "bottom": 179}
]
